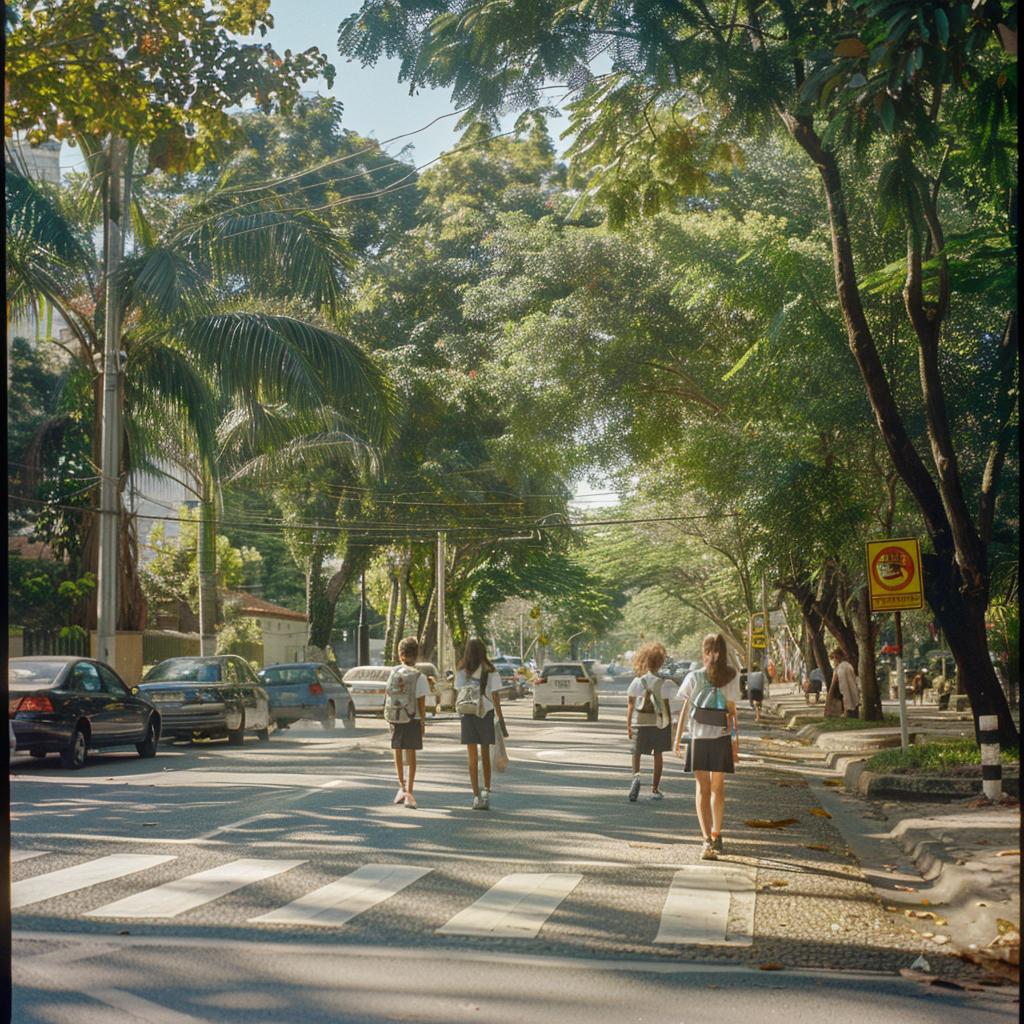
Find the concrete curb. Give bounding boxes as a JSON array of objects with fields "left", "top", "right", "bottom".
[{"left": 855, "top": 768, "right": 1019, "bottom": 801}]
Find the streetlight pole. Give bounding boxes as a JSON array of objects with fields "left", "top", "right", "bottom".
[
  {"left": 436, "top": 532, "right": 446, "bottom": 680},
  {"left": 358, "top": 570, "right": 370, "bottom": 666}
]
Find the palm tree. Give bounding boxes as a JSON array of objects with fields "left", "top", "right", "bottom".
[{"left": 6, "top": 157, "right": 397, "bottom": 648}]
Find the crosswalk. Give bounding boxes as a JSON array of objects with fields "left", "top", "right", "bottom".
[{"left": 12, "top": 851, "right": 756, "bottom": 945}]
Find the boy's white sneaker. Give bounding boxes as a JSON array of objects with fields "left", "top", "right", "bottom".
[
  {"left": 628, "top": 775, "right": 641, "bottom": 802},
  {"left": 393, "top": 786, "right": 406, "bottom": 804},
  {"left": 480, "top": 788, "right": 489, "bottom": 810},
  {"left": 471, "top": 794, "right": 483, "bottom": 810}
]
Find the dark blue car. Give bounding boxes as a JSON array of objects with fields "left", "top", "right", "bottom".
[
  {"left": 258, "top": 663, "right": 356, "bottom": 731},
  {"left": 9, "top": 657, "right": 161, "bottom": 769}
]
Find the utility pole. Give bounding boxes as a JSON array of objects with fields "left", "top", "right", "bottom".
[
  {"left": 96, "top": 138, "right": 125, "bottom": 669},
  {"left": 358, "top": 570, "right": 370, "bottom": 666},
  {"left": 436, "top": 532, "right": 446, "bottom": 681}
]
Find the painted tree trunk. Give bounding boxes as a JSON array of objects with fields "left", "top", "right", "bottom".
[{"left": 850, "top": 583, "right": 883, "bottom": 721}]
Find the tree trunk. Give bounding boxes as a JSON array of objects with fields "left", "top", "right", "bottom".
[
  {"left": 307, "top": 542, "right": 373, "bottom": 650},
  {"left": 850, "top": 583, "right": 882, "bottom": 721},
  {"left": 382, "top": 566, "right": 399, "bottom": 663},
  {"left": 197, "top": 476, "right": 219, "bottom": 656},
  {"left": 395, "top": 554, "right": 410, "bottom": 647}
]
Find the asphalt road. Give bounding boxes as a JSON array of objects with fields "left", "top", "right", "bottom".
[{"left": 9, "top": 687, "right": 1018, "bottom": 1023}]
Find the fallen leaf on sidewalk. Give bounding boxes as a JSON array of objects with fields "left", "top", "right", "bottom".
[
  {"left": 805, "top": 844, "right": 830, "bottom": 851},
  {"left": 976, "top": 838, "right": 990, "bottom": 845},
  {"left": 905, "top": 910, "right": 947, "bottom": 925},
  {"left": 766, "top": 880, "right": 789, "bottom": 887},
  {"left": 995, "top": 850, "right": 1020, "bottom": 857},
  {"left": 894, "top": 884, "right": 918, "bottom": 892},
  {"left": 883, "top": 864, "right": 899, "bottom": 871},
  {"left": 822, "top": 779, "right": 842, "bottom": 787},
  {"left": 809, "top": 808, "right": 831, "bottom": 818},
  {"left": 930, "top": 935, "right": 951, "bottom": 944},
  {"left": 745, "top": 818, "right": 800, "bottom": 829},
  {"left": 758, "top": 963, "right": 784, "bottom": 971},
  {"left": 995, "top": 919, "right": 1019, "bottom": 936}
]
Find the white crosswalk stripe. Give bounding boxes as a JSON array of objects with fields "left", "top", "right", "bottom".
[
  {"left": 11, "top": 850, "right": 47, "bottom": 863},
  {"left": 84, "top": 858, "right": 305, "bottom": 919},
  {"left": 11, "top": 854, "right": 176, "bottom": 909},
  {"left": 249, "top": 863, "right": 432, "bottom": 926},
  {"left": 654, "top": 865, "right": 756, "bottom": 945},
  {"left": 436, "top": 872, "right": 583, "bottom": 937}
]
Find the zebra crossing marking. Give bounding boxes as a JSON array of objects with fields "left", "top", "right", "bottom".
[
  {"left": 12, "top": 854, "right": 176, "bottom": 909},
  {"left": 249, "top": 863, "right": 432, "bottom": 926},
  {"left": 654, "top": 865, "right": 756, "bottom": 945},
  {"left": 436, "top": 872, "right": 582, "bottom": 938},
  {"left": 11, "top": 850, "right": 47, "bottom": 863},
  {"left": 83, "top": 858, "right": 305, "bottom": 919}
]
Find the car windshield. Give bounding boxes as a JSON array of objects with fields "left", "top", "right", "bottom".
[
  {"left": 144, "top": 659, "right": 222, "bottom": 682},
  {"left": 543, "top": 664, "right": 582, "bottom": 677},
  {"left": 9, "top": 661, "right": 65, "bottom": 689},
  {"left": 261, "top": 666, "right": 316, "bottom": 684}
]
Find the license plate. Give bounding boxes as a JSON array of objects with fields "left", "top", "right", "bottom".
[
  {"left": 551, "top": 678, "right": 573, "bottom": 689},
  {"left": 150, "top": 691, "right": 185, "bottom": 702}
]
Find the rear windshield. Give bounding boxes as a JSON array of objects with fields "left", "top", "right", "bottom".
[
  {"left": 144, "top": 659, "right": 222, "bottom": 682},
  {"left": 261, "top": 666, "right": 316, "bottom": 684},
  {"left": 542, "top": 664, "right": 586, "bottom": 678},
  {"left": 343, "top": 666, "right": 393, "bottom": 683},
  {"left": 9, "top": 661, "right": 64, "bottom": 690}
]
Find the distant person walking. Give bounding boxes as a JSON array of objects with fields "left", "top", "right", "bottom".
[
  {"left": 832, "top": 648, "right": 860, "bottom": 719},
  {"left": 455, "top": 637, "right": 504, "bottom": 810},
  {"left": 674, "top": 633, "right": 740, "bottom": 860},
  {"left": 625, "top": 642, "right": 674, "bottom": 802},
  {"left": 746, "top": 662, "right": 765, "bottom": 723},
  {"left": 385, "top": 637, "right": 431, "bottom": 809},
  {"left": 806, "top": 666, "right": 825, "bottom": 704}
]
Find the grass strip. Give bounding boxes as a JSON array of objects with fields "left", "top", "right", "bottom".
[{"left": 865, "top": 737, "right": 1020, "bottom": 774}]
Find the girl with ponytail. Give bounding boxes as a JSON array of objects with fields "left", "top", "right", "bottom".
[{"left": 674, "top": 633, "right": 740, "bottom": 860}]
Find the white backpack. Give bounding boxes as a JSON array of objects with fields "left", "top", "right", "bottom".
[
  {"left": 456, "top": 670, "right": 486, "bottom": 717},
  {"left": 384, "top": 666, "right": 421, "bottom": 724},
  {"left": 635, "top": 675, "right": 664, "bottom": 728}
]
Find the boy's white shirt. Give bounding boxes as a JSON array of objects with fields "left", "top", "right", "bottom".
[
  {"left": 394, "top": 664, "right": 431, "bottom": 719},
  {"left": 626, "top": 673, "right": 669, "bottom": 727}
]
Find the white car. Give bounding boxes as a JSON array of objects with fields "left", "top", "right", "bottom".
[
  {"left": 341, "top": 665, "right": 393, "bottom": 717},
  {"left": 533, "top": 661, "right": 599, "bottom": 721}
]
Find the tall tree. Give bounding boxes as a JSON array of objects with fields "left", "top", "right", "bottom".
[{"left": 339, "top": 0, "right": 1019, "bottom": 745}]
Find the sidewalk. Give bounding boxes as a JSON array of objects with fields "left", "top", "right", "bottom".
[{"left": 744, "top": 693, "right": 1020, "bottom": 986}]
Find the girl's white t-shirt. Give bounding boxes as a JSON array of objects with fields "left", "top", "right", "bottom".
[
  {"left": 626, "top": 673, "right": 669, "bottom": 727},
  {"left": 454, "top": 668, "right": 501, "bottom": 713},
  {"left": 677, "top": 670, "right": 741, "bottom": 739}
]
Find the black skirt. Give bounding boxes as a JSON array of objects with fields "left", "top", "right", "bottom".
[
  {"left": 390, "top": 719, "right": 423, "bottom": 750},
  {"left": 685, "top": 734, "right": 735, "bottom": 773},
  {"left": 634, "top": 724, "right": 672, "bottom": 755},
  {"left": 460, "top": 709, "right": 495, "bottom": 746}
]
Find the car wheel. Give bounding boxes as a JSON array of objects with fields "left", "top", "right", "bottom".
[
  {"left": 587, "top": 705, "right": 599, "bottom": 722},
  {"left": 343, "top": 702, "right": 357, "bottom": 730},
  {"left": 322, "top": 702, "right": 337, "bottom": 732},
  {"left": 60, "top": 726, "right": 88, "bottom": 769},
  {"left": 255, "top": 725, "right": 271, "bottom": 743},
  {"left": 227, "top": 712, "right": 245, "bottom": 746},
  {"left": 532, "top": 705, "right": 546, "bottom": 720},
  {"left": 135, "top": 716, "right": 160, "bottom": 757}
]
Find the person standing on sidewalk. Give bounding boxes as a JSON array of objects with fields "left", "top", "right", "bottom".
[
  {"left": 746, "top": 661, "right": 765, "bottom": 722},
  {"left": 832, "top": 647, "right": 860, "bottom": 719},
  {"left": 455, "top": 637, "right": 504, "bottom": 810},
  {"left": 674, "top": 633, "right": 740, "bottom": 860},
  {"left": 625, "top": 642, "right": 674, "bottom": 802},
  {"left": 386, "top": 637, "right": 431, "bottom": 809}
]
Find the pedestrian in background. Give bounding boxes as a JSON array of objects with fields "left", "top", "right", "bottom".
[
  {"left": 832, "top": 647, "right": 860, "bottom": 719},
  {"left": 674, "top": 633, "right": 740, "bottom": 860},
  {"left": 746, "top": 661, "right": 765, "bottom": 723},
  {"left": 806, "top": 665, "right": 825, "bottom": 704},
  {"left": 625, "top": 642, "right": 673, "bottom": 802},
  {"left": 455, "top": 637, "right": 504, "bottom": 810},
  {"left": 386, "top": 637, "right": 431, "bottom": 809}
]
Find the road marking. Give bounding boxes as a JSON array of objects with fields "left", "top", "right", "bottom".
[
  {"left": 250, "top": 863, "right": 432, "bottom": 926},
  {"left": 194, "top": 813, "right": 281, "bottom": 841},
  {"left": 84, "top": 858, "right": 305, "bottom": 919},
  {"left": 11, "top": 850, "right": 47, "bottom": 863},
  {"left": 437, "top": 872, "right": 582, "bottom": 937},
  {"left": 12, "top": 854, "right": 176, "bottom": 909},
  {"left": 654, "top": 865, "right": 756, "bottom": 945}
]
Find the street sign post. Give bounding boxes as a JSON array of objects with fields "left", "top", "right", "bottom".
[{"left": 866, "top": 538, "right": 924, "bottom": 753}]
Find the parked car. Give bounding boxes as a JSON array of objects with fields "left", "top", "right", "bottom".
[
  {"left": 532, "top": 661, "right": 599, "bottom": 721},
  {"left": 415, "top": 662, "right": 442, "bottom": 714},
  {"left": 9, "top": 656, "right": 161, "bottom": 769},
  {"left": 494, "top": 663, "right": 520, "bottom": 699},
  {"left": 341, "top": 665, "right": 393, "bottom": 717},
  {"left": 258, "top": 662, "right": 356, "bottom": 731},
  {"left": 138, "top": 656, "right": 271, "bottom": 745}
]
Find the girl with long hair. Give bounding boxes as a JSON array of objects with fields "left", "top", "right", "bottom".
[
  {"left": 625, "top": 641, "right": 673, "bottom": 801},
  {"left": 674, "top": 633, "right": 740, "bottom": 860},
  {"left": 456, "top": 637, "right": 505, "bottom": 810}
]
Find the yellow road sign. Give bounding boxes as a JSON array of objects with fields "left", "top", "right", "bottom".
[
  {"left": 866, "top": 538, "right": 924, "bottom": 612},
  {"left": 750, "top": 612, "right": 766, "bottom": 649}
]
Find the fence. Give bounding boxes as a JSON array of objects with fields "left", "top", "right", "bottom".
[
  {"left": 19, "top": 628, "right": 89, "bottom": 657},
  {"left": 142, "top": 631, "right": 201, "bottom": 666}
]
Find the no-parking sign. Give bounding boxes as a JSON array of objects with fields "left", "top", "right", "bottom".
[{"left": 866, "top": 538, "right": 924, "bottom": 612}]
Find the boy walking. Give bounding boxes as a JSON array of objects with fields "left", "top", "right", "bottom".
[
  {"left": 385, "top": 637, "right": 431, "bottom": 808},
  {"left": 626, "top": 642, "right": 674, "bottom": 801}
]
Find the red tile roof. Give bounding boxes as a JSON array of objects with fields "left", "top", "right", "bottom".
[{"left": 224, "top": 592, "right": 307, "bottom": 622}]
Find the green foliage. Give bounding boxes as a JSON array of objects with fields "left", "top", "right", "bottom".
[
  {"left": 865, "top": 738, "right": 1019, "bottom": 774},
  {"left": 8, "top": 554, "right": 95, "bottom": 632}
]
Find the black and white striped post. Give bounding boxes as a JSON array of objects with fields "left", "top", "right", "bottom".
[{"left": 979, "top": 714, "right": 1003, "bottom": 802}]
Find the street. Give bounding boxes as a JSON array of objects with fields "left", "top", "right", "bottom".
[{"left": 10, "top": 685, "right": 1018, "bottom": 1023}]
